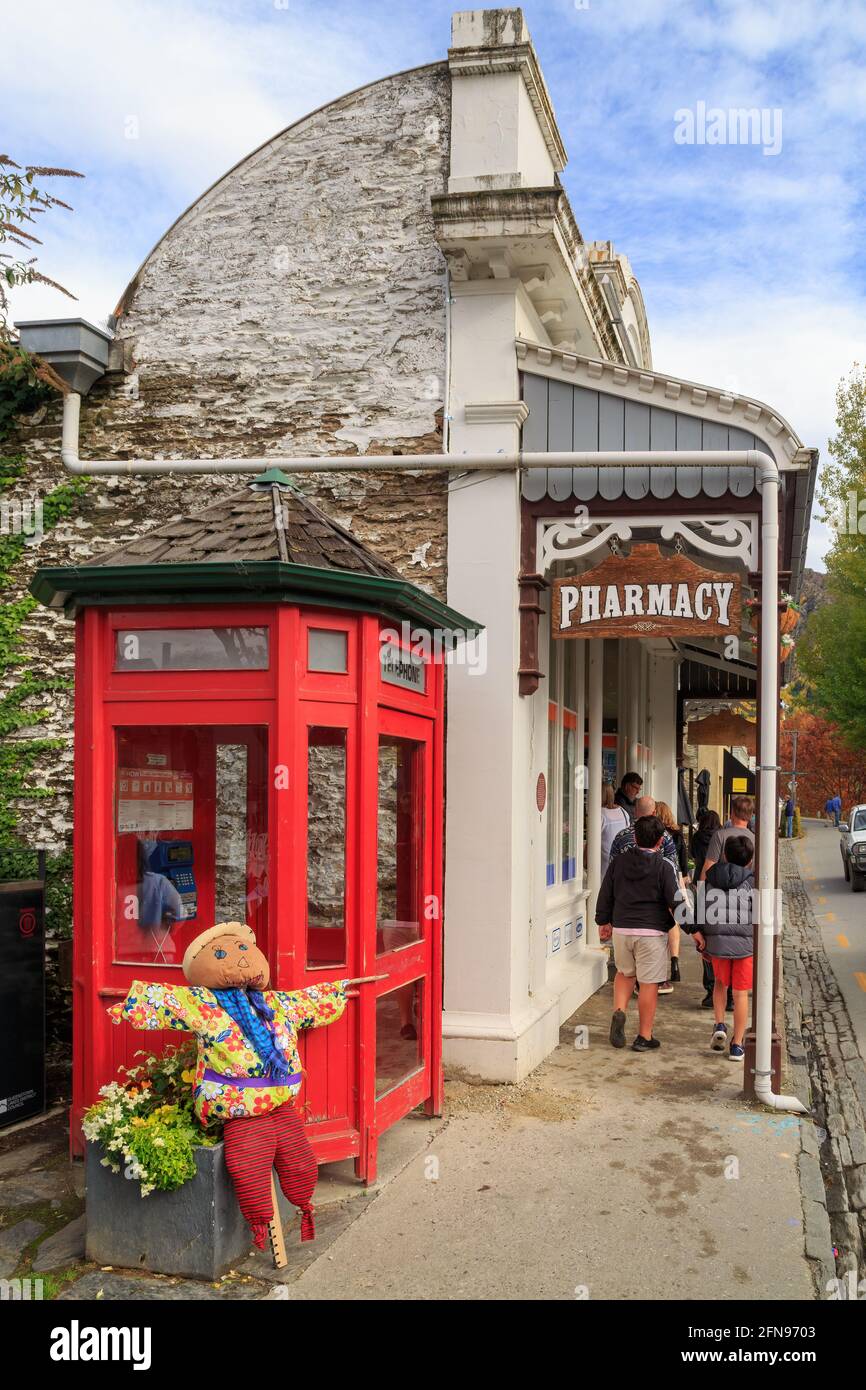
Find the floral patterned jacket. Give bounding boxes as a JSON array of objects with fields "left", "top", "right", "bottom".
[{"left": 108, "top": 980, "right": 347, "bottom": 1125}]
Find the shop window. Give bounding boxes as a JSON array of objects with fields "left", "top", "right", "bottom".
[
  {"left": 114, "top": 726, "right": 268, "bottom": 966},
  {"left": 306, "top": 728, "right": 348, "bottom": 968},
  {"left": 546, "top": 630, "right": 583, "bottom": 895},
  {"left": 546, "top": 642, "right": 559, "bottom": 887},
  {"left": 561, "top": 713, "right": 577, "bottom": 881},
  {"left": 307, "top": 628, "right": 348, "bottom": 674},
  {"left": 114, "top": 626, "right": 268, "bottom": 671},
  {"left": 375, "top": 979, "right": 423, "bottom": 1098},
  {"left": 376, "top": 737, "right": 423, "bottom": 955}
]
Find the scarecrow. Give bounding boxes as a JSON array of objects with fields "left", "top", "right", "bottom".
[{"left": 109, "top": 921, "right": 375, "bottom": 1252}]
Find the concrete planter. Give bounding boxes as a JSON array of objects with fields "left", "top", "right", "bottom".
[{"left": 85, "top": 1141, "right": 294, "bottom": 1279}]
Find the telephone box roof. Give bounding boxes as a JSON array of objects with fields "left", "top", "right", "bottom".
[{"left": 32, "top": 471, "right": 482, "bottom": 640}]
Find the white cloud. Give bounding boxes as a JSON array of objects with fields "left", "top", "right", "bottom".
[
  {"left": 6, "top": 0, "right": 861, "bottom": 573},
  {"left": 5, "top": 0, "right": 422, "bottom": 323},
  {"left": 3, "top": 1, "right": 392, "bottom": 191},
  {"left": 651, "top": 289, "right": 862, "bottom": 570}
]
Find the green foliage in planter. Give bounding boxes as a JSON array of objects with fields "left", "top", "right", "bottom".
[{"left": 83, "top": 1042, "right": 221, "bottom": 1196}]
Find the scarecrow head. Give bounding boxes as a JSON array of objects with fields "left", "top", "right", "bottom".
[{"left": 182, "top": 922, "right": 270, "bottom": 991}]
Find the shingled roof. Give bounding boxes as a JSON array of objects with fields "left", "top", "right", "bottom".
[
  {"left": 32, "top": 469, "right": 482, "bottom": 641},
  {"left": 82, "top": 470, "right": 404, "bottom": 579}
]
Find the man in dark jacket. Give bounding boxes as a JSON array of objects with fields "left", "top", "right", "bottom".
[
  {"left": 596, "top": 814, "right": 680, "bottom": 1053},
  {"left": 614, "top": 773, "right": 643, "bottom": 820},
  {"left": 695, "top": 835, "right": 754, "bottom": 1063}
]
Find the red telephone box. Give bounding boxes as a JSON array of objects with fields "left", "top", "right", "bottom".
[{"left": 32, "top": 472, "right": 479, "bottom": 1181}]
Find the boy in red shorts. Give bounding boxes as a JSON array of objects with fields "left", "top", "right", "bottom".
[{"left": 693, "top": 835, "right": 754, "bottom": 1062}]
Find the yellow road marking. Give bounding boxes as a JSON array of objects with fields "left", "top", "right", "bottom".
[
  {"left": 817, "top": 896, "right": 827, "bottom": 904},
  {"left": 823, "top": 912, "right": 836, "bottom": 924},
  {"left": 837, "top": 934, "right": 850, "bottom": 948},
  {"left": 856, "top": 973, "right": 866, "bottom": 994}
]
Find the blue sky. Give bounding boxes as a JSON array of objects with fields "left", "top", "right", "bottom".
[{"left": 6, "top": 0, "right": 866, "bottom": 568}]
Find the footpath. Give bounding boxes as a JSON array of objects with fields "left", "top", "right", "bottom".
[{"left": 4, "top": 834, "right": 861, "bottom": 1300}]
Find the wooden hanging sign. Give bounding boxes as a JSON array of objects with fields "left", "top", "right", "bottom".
[{"left": 551, "top": 543, "right": 741, "bottom": 640}]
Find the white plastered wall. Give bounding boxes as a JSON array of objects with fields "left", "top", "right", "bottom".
[{"left": 442, "top": 9, "right": 604, "bottom": 1081}]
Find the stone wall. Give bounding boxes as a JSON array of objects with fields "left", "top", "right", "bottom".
[{"left": 4, "top": 62, "right": 452, "bottom": 852}]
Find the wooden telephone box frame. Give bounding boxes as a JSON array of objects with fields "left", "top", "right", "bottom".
[{"left": 71, "top": 601, "right": 445, "bottom": 1183}]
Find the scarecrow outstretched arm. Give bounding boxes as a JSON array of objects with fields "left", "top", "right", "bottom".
[
  {"left": 107, "top": 980, "right": 201, "bottom": 1033},
  {"left": 266, "top": 980, "right": 348, "bottom": 1030}
]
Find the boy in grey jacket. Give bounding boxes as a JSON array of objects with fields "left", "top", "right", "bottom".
[{"left": 694, "top": 835, "right": 754, "bottom": 1062}]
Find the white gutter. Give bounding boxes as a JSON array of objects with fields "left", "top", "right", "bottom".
[
  {"left": 58, "top": 392, "right": 804, "bottom": 1112},
  {"left": 60, "top": 393, "right": 794, "bottom": 476}
]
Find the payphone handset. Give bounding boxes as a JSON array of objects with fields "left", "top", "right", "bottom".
[{"left": 147, "top": 840, "right": 198, "bottom": 920}]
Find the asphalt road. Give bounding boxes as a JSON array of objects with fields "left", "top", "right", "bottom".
[{"left": 793, "top": 818, "right": 866, "bottom": 1060}]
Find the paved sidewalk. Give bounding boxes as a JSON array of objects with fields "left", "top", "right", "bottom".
[
  {"left": 2, "top": 867, "right": 831, "bottom": 1301},
  {"left": 287, "top": 942, "right": 816, "bottom": 1301}
]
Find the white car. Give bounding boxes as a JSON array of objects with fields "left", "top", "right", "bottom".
[{"left": 839, "top": 805, "right": 866, "bottom": 892}]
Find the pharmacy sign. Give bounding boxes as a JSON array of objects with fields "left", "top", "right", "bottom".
[{"left": 551, "top": 543, "right": 741, "bottom": 640}]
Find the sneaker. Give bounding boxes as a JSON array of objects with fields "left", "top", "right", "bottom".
[
  {"left": 729, "top": 1042, "right": 745, "bottom": 1063},
  {"left": 657, "top": 981, "right": 674, "bottom": 995},
  {"left": 700, "top": 990, "right": 715, "bottom": 1009},
  {"left": 632, "top": 1035, "right": 660, "bottom": 1052},
  {"left": 609, "top": 1009, "right": 627, "bottom": 1049},
  {"left": 669, "top": 957, "right": 681, "bottom": 983},
  {"left": 710, "top": 1022, "right": 728, "bottom": 1051}
]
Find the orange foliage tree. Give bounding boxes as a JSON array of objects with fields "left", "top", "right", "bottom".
[{"left": 781, "top": 713, "right": 866, "bottom": 815}]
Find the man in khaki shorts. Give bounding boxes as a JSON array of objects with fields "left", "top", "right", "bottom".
[{"left": 596, "top": 814, "right": 680, "bottom": 1052}]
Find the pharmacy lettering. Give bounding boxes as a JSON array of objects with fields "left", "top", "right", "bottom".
[{"left": 551, "top": 544, "right": 741, "bottom": 640}]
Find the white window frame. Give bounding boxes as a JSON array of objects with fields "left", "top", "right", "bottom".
[{"left": 546, "top": 633, "right": 586, "bottom": 911}]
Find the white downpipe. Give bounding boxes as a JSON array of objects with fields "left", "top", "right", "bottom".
[
  {"left": 57, "top": 395, "right": 801, "bottom": 1110},
  {"left": 443, "top": 269, "right": 453, "bottom": 455},
  {"left": 752, "top": 461, "right": 808, "bottom": 1115}
]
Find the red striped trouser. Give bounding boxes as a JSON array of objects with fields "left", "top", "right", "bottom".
[{"left": 223, "top": 1101, "right": 318, "bottom": 1249}]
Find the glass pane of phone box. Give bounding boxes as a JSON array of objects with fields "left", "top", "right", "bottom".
[
  {"left": 115, "top": 627, "right": 269, "bottom": 671},
  {"left": 114, "top": 726, "right": 268, "bottom": 966}
]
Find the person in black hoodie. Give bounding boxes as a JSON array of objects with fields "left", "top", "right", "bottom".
[
  {"left": 694, "top": 835, "right": 754, "bottom": 1063},
  {"left": 596, "top": 814, "right": 680, "bottom": 1053}
]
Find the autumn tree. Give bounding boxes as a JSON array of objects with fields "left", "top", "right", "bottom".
[{"left": 781, "top": 712, "right": 866, "bottom": 815}]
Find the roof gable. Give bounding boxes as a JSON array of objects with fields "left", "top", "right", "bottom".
[{"left": 83, "top": 474, "right": 403, "bottom": 580}]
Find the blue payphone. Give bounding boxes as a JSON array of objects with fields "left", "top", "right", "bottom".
[{"left": 147, "top": 840, "right": 198, "bottom": 920}]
